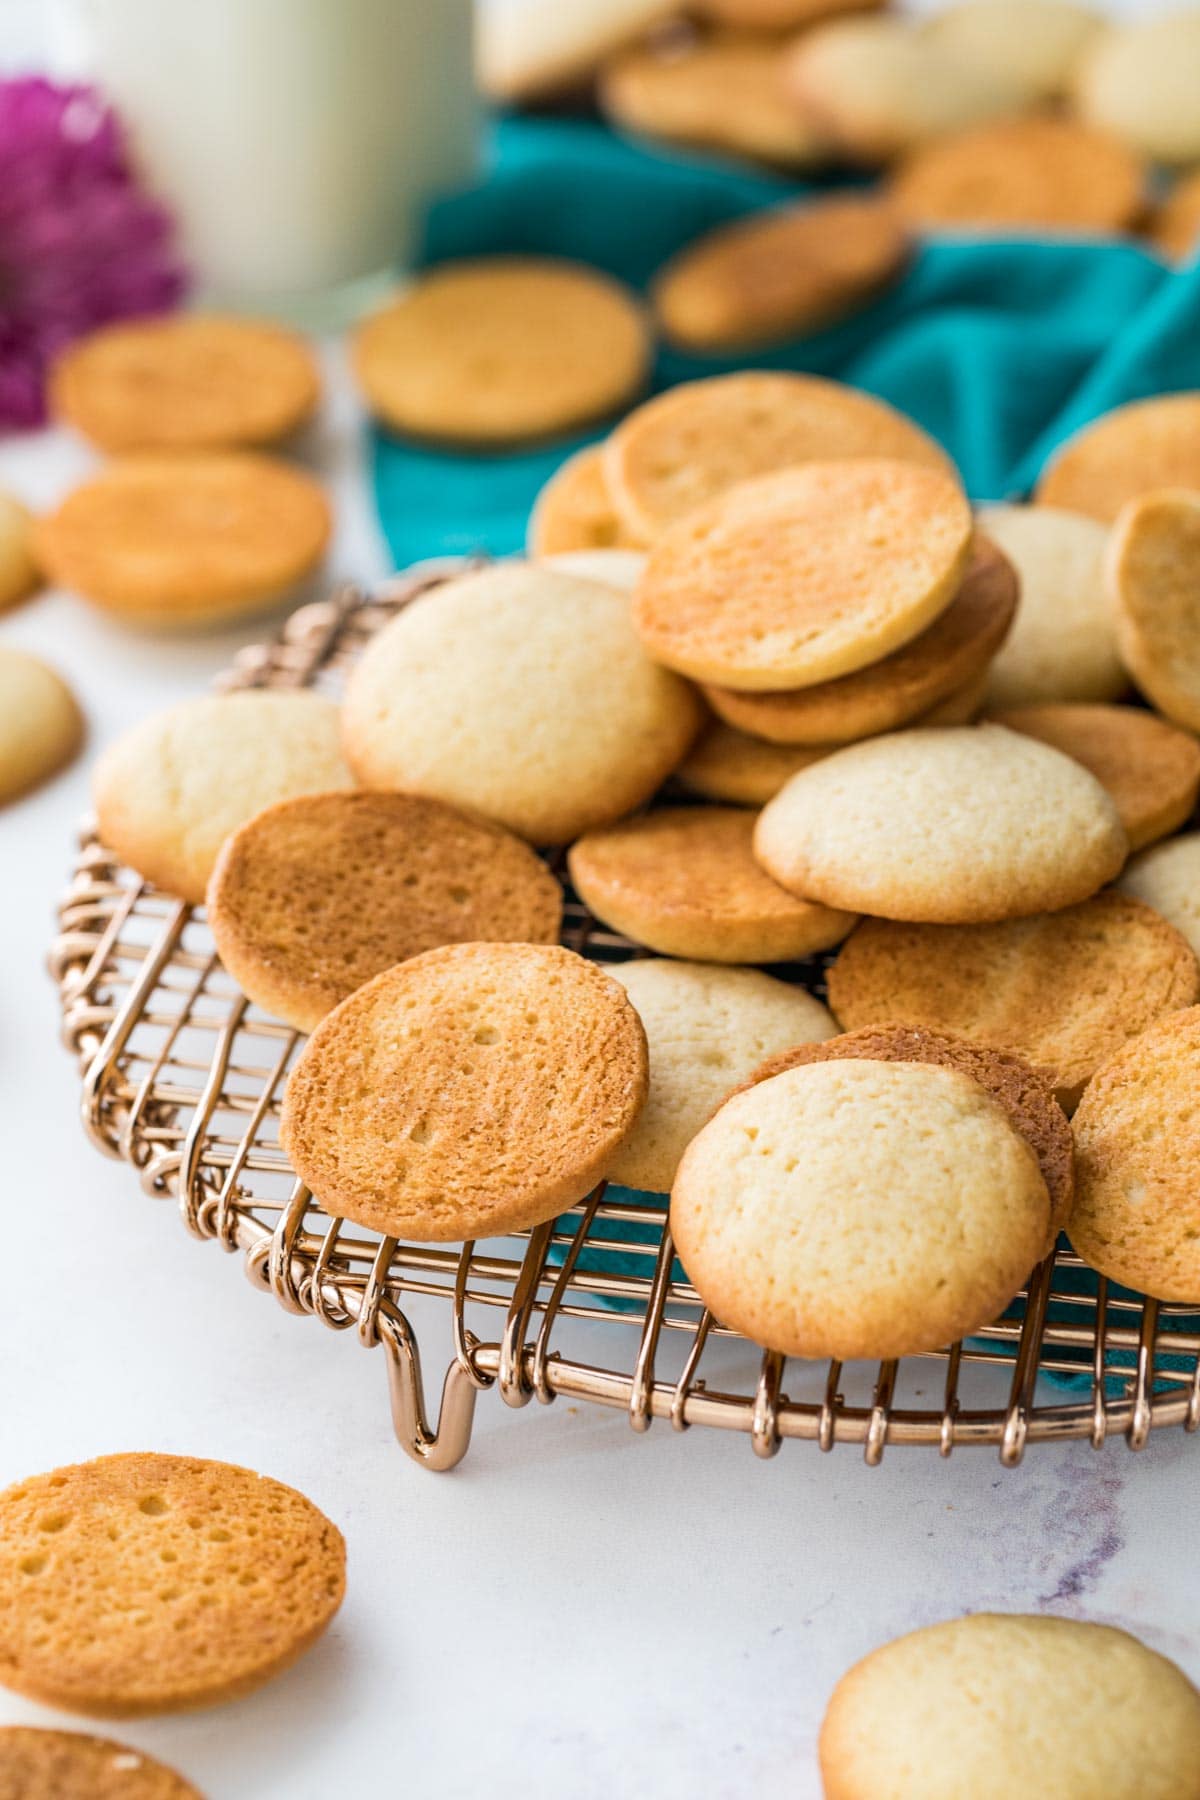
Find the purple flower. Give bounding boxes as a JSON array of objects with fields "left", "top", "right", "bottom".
[{"left": 0, "top": 77, "right": 187, "bottom": 429}]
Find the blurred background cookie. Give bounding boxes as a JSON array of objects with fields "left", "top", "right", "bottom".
[
  {"left": 0, "top": 1726, "right": 202, "bottom": 1798},
  {"left": 527, "top": 443, "right": 637, "bottom": 557},
  {"left": 0, "top": 490, "right": 41, "bottom": 613},
  {"left": 0, "top": 647, "right": 82, "bottom": 804},
  {"left": 1073, "top": 8, "right": 1200, "bottom": 167},
  {"left": 1150, "top": 169, "right": 1200, "bottom": 264},
  {"left": 477, "top": 0, "right": 678, "bottom": 103},
  {"left": 1036, "top": 393, "right": 1200, "bottom": 521},
  {"left": 919, "top": 0, "right": 1103, "bottom": 105},
  {"left": 979, "top": 504, "right": 1123, "bottom": 706}
]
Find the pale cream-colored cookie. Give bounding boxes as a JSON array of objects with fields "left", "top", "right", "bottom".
[
  {"left": 1151, "top": 170, "right": 1200, "bottom": 264},
  {"left": 0, "top": 648, "right": 83, "bottom": 803},
  {"left": 755, "top": 724, "right": 1127, "bottom": 924},
  {"left": 676, "top": 723, "right": 829, "bottom": 806},
  {"left": 633, "top": 459, "right": 972, "bottom": 691},
  {"left": 540, "top": 548, "right": 646, "bottom": 591},
  {"left": 979, "top": 504, "right": 1124, "bottom": 706},
  {"left": 1108, "top": 489, "right": 1200, "bottom": 732},
  {"left": 604, "top": 370, "right": 953, "bottom": 545},
  {"left": 651, "top": 195, "right": 910, "bottom": 353},
  {"left": 281, "top": 942, "right": 648, "bottom": 1240},
  {"left": 693, "top": 0, "right": 882, "bottom": 28},
  {"left": 208, "top": 790, "right": 563, "bottom": 1033},
  {"left": 50, "top": 314, "right": 320, "bottom": 452},
  {"left": 33, "top": 453, "right": 330, "bottom": 627},
  {"left": 0, "top": 1453, "right": 344, "bottom": 1717},
  {"left": 1073, "top": 9, "right": 1200, "bottom": 167},
  {"left": 820, "top": 1614, "right": 1200, "bottom": 1800},
  {"left": 992, "top": 702, "right": 1200, "bottom": 851},
  {"left": 701, "top": 535, "right": 1015, "bottom": 743},
  {"left": 608, "top": 959, "right": 835, "bottom": 1192},
  {"left": 476, "top": 0, "right": 678, "bottom": 102},
  {"left": 568, "top": 805, "right": 858, "bottom": 962},
  {"left": 0, "top": 490, "right": 40, "bottom": 612},
  {"left": 827, "top": 891, "right": 1200, "bottom": 1109},
  {"left": 527, "top": 444, "right": 636, "bottom": 557},
  {"left": 671, "top": 1058, "right": 1049, "bottom": 1359},
  {"left": 1118, "top": 830, "right": 1200, "bottom": 959},
  {"left": 920, "top": 0, "right": 1103, "bottom": 103},
  {"left": 890, "top": 116, "right": 1144, "bottom": 234},
  {"left": 342, "top": 563, "right": 701, "bottom": 845},
  {"left": 1036, "top": 394, "right": 1200, "bottom": 524},
  {"left": 1072, "top": 1004, "right": 1200, "bottom": 1301},
  {"left": 94, "top": 690, "right": 353, "bottom": 904},
  {"left": 352, "top": 259, "right": 650, "bottom": 446},
  {"left": 0, "top": 1728, "right": 202, "bottom": 1798}
]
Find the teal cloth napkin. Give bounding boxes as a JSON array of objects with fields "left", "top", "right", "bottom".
[{"left": 370, "top": 115, "right": 1200, "bottom": 564}]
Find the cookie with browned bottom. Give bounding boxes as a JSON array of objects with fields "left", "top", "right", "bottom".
[
  {"left": 1036, "top": 394, "right": 1200, "bottom": 523},
  {"left": 0, "top": 1728, "right": 201, "bottom": 1799},
  {"left": 676, "top": 723, "right": 830, "bottom": 806},
  {"left": 1108, "top": 489, "right": 1200, "bottom": 732}
]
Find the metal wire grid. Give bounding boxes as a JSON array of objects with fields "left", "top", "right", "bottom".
[{"left": 51, "top": 573, "right": 1200, "bottom": 1470}]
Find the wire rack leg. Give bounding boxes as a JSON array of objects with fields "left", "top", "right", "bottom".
[{"left": 378, "top": 1308, "right": 478, "bottom": 1472}]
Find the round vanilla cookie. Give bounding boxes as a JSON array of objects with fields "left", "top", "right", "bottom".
[
  {"left": 281, "top": 943, "right": 648, "bottom": 1241},
  {"left": 208, "top": 791, "right": 563, "bottom": 1033},
  {"left": 1108, "top": 489, "right": 1200, "bottom": 732},
  {"left": 979, "top": 504, "right": 1124, "bottom": 707},
  {"left": 651, "top": 195, "right": 910, "bottom": 354},
  {"left": 693, "top": 0, "right": 883, "bottom": 27},
  {"left": 527, "top": 444, "right": 636, "bottom": 558},
  {"left": 701, "top": 534, "right": 1015, "bottom": 744},
  {"left": 919, "top": 0, "right": 1103, "bottom": 103},
  {"left": 540, "top": 548, "right": 646, "bottom": 591},
  {"left": 0, "top": 1728, "right": 202, "bottom": 1799},
  {"left": 827, "top": 891, "right": 1200, "bottom": 1110},
  {"left": 567, "top": 805, "right": 857, "bottom": 963},
  {"left": 0, "top": 648, "right": 83, "bottom": 804},
  {"left": 352, "top": 259, "right": 650, "bottom": 446},
  {"left": 93, "top": 690, "right": 353, "bottom": 904},
  {"left": 1073, "top": 9, "right": 1200, "bottom": 167},
  {"left": 632, "top": 460, "right": 973, "bottom": 691},
  {"left": 1071, "top": 1004, "right": 1200, "bottom": 1301},
  {"left": 1119, "top": 831, "right": 1200, "bottom": 959},
  {"left": 0, "top": 490, "right": 40, "bottom": 612},
  {"left": 0, "top": 1453, "right": 344, "bottom": 1717},
  {"left": 341, "top": 563, "right": 702, "bottom": 846},
  {"left": 604, "top": 371, "right": 953, "bottom": 545},
  {"left": 676, "top": 723, "right": 830, "bottom": 806},
  {"left": 670, "top": 1058, "right": 1050, "bottom": 1360},
  {"left": 889, "top": 116, "right": 1144, "bottom": 235},
  {"left": 1151, "top": 169, "right": 1200, "bottom": 264},
  {"left": 33, "top": 453, "right": 331, "bottom": 628},
  {"left": 1036, "top": 394, "right": 1200, "bottom": 524},
  {"left": 607, "top": 959, "right": 835, "bottom": 1193},
  {"left": 819, "top": 1613, "right": 1200, "bottom": 1800},
  {"left": 49, "top": 314, "right": 320, "bottom": 452},
  {"left": 755, "top": 724, "right": 1128, "bottom": 924},
  {"left": 476, "top": 0, "right": 678, "bottom": 102},
  {"left": 992, "top": 702, "right": 1200, "bottom": 852}
]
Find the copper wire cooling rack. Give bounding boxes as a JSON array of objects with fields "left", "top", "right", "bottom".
[{"left": 52, "top": 571, "right": 1200, "bottom": 1471}]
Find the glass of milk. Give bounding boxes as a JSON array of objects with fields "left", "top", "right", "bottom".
[{"left": 78, "top": 0, "right": 479, "bottom": 324}]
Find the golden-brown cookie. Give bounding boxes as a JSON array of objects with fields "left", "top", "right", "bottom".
[
  {"left": 604, "top": 370, "right": 952, "bottom": 544},
  {"left": 890, "top": 116, "right": 1144, "bottom": 234},
  {"left": 1150, "top": 170, "right": 1200, "bottom": 263},
  {"left": 701, "top": 534, "right": 1015, "bottom": 743},
  {"left": 567, "top": 805, "right": 857, "bottom": 962},
  {"left": 0, "top": 1728, "right": 202, "bottom": 1799},
  {"left": 208, "top": 790, "right": 563, "bottom": 1033},
  {"left": 281, "top": 942, "right": 648, "bottom": 1240},
  {"left": 993, "top": 702, "right": 1200, "bottom": 852},
  {"left": 652, "top": 194, "right": 910, "bottom": 353},
  {"left": 527, "top": 444, "right": 635, "bottom": 557},
  {"left": 676, "top": 722, "right": 830, "bottom": 805},
  {"left": 1108, "top": 489, "right": 1200, "bottom": 733},
  {"left": 0, "top": 1453, "right": 344, "bottom": 1717},
  {"left": 352, "top": 259, "right": 650, "bottom": 446},
  {"left": 633, "top": 459, "right": 973, "bottom": 691},
  {"left": 34, "top": 454, "right": 330, "bottom": 627},
  {"left": 1071, "top": 1004, "right": 1200, "bottom": 1301},
  {"left": 828, "top": 891, "right": 1200, "bottom": 1109},
  {"left": 979, "top": 503, "right": 1124, "bottom": 707},
  {"left": 0, "top": 490, "right": 40, "bottom": 613},
  {"left": 0, "top": 647, "right": 83, "bottom": 803},
  {"left": 1036, "top": 394, "right": 1200, "bottom": 523},
  {"left": 50, "top": 315, "right": 320, "bottom": 452}
]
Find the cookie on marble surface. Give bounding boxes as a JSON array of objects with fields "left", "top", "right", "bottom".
[
  {"left": 352, "top": 258, "right": 650, "bottom": 446},
  {"left": 0, "top": 1728, "right": 202, "bottom": 1799},
  {"left": 608, "top": 959, "right": 835, "bottom": 1193},
  {"left": 651, "top": 194, "right": 909, "bottom": 353},
  {"left": 1108, "top": 489, "right": 1200, "bottom": 733},
  {"left": 755, "top": 724, "right": 1127, "bottom": 925},
  {"left": 1036, "top": 394, "right": 1200, "bottom": 524},
  {"left": 208, "top": 790, "right": 563, "bottom": 1033},
  {"left": 50, "top": 315, "right": 320, "bottom": 453},
  {"left": 1150, "top": 170, "right": 1200, "bottom": 264},
  {"left": 342, "top": 563, "right": 701, "bottom": 845},
  {"left": 979, "top": 504, "right": 1123, "bottom": 707},
  {"left": 33, "top": 453, "right": 330, "bottom": 627},
  {"left": 1071, "top": 1004, "right": 1200, "bottom": 1302},
  {"left": 1073, "top": 9, "right": 1200, "bottom": 167},
  {"left": 676, "top": 722, "right": 829, "bottom": 806},
  {"left": 702, "top": 534, "right": 1014, "bottom": 744},
  {"left": 281, "top": 943, "right": 648, "bottom": 1240},
  {"left": 568, "top": 805, "right": 857, "bottom": 963},
  {"left": 0, "top": 1453, "right": 344, "bottom": 1717},
  {"left": 671, "top": 1057, "right": 1049, "bottom": 1360},
  {"left": 1118, "top": 830, "right": 1200, "bottom": 959},
  {"left": 0, "top": 491, "right": 40, "bottom": 613},
  {"left": 828, "top": 891, "right": 1200, "bottom": 1109},
  {"left": 477, "top": 0, "right": 678, "bottom": 102},
  {"left": 819, "top": 1613, "right": 1200, "bottom": 1800},
  {"left": 604, "top": 371, "right": 952, "bottom": 545},
  {"left": 633, "top": 459, "right": 972, "bottom": 691},
  {"left": 919, "top": 0, "right": 1102, "bottom": 103},
  {"left": 94, "top": 690, "right": 352, "bottom": 904},
  {"left": 527, "top": 444, "right": 636, "bottom": 558},
  {"left": 0, "top": 648, "right": 83, "bottom": 804}
]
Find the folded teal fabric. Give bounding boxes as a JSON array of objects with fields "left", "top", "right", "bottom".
[{"left": 370, "top": 115, "right": 1200, "bottom": 565}]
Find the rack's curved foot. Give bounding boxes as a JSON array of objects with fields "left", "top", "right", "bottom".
[{"left": 378, "top": 1309, "right": 479, "bottom": 1472}]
